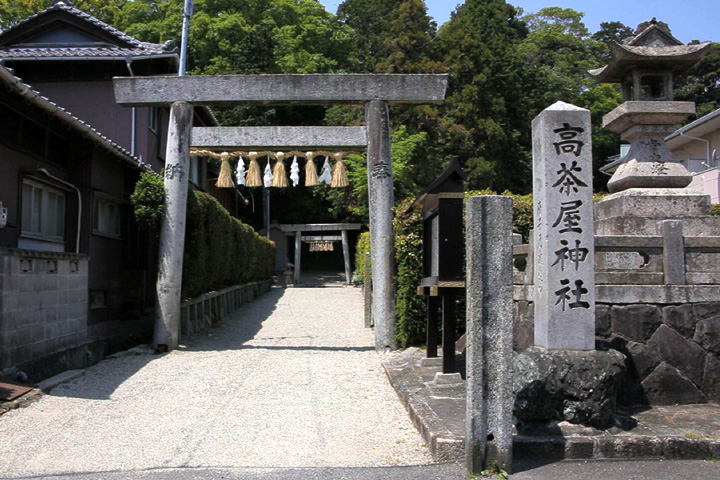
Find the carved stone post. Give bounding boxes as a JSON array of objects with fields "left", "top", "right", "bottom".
[
  {"left": 366, "top": 100, "right": 396, "bottom": 350},
  {"left": 155, "top": 101, "right": 194, "bottom": 351},
  {"left": 465, "top": 195, "right": 514, "bottom": 475}
]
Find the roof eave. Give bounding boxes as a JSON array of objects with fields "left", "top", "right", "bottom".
[
  {"left": 666, "top": 107, "right": 720, "bottom": 145},
  {"left": 0, "top": 53, "right": 178, "bottom": 62},
  {"left": 589, "top": 42, "right": 712, "bottom": 83},
  {"left": 0, "top": 65, "right": 144, "bottom": 170}
]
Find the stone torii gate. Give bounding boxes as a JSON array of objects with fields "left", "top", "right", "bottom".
[
  {"left": 113, "top": 74, "right": 448, "bottom": 352},
  {"left": 278, "top": 223, "right": 363, "bottom": 285},
  {"left": 191, "top": 124, "right": 366, "bottom": 285}
]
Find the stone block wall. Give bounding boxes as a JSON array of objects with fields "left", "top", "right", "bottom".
[
  {"left": 598, "top": 302, "right": 720, "bottom": 406},
  {"left": 0, "top": 248, "right": 89, "bottom": 381},
  {"left": 513, "top": 298, "right": 720, "bottom": 406}
]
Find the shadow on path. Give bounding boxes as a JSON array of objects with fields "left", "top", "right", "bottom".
[{"left": 49, "top": 287, "right": 285, "bottom": 400}]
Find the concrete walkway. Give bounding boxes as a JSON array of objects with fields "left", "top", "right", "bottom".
[{"left": 0, "top": 287, "right": 431, "bottom": 478}]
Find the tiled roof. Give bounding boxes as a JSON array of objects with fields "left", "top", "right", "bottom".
[
  {"left": 0, "top": 1, "right": 176, "bottom": 58},
  {"left": 0, "top": 64, "right": 143, "bottom": 169},
  {"left": 0, "top": 47, "right": 172, "bottom": 59}
]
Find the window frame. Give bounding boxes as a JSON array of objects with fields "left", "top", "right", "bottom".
[
  {"left": 20, "top": 178, "right": 67, "bottom": 246},
  {"left": 92, "top": 193, "right": 123, "bottom": 239},
  {"left": 148, "top": 107, "right": 160, "bottom": 134}
]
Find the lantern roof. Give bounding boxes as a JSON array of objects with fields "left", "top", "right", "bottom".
[{"left": 588, "top": 18, "right": 711, "bottom": 83}]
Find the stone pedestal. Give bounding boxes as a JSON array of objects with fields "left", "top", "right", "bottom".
[
  {"left": 513, "top": 347, "right": 626, "bottom": 429},
  {"left": 595, "top": 188, "right": 720, "bottom": 236},
  {"left": 603, "top": 102, "right": 695, "bottom": 193}
]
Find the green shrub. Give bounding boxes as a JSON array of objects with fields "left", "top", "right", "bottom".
[
  {"left": 712, "top": 204, "right": 720, "bottom": 216},
  {"left": 393, "top": 190, "right": 536, "bottom": 347},
  {"left": 131, "top": 175, "right": 274, "bottom": 300},
  {"left": 354, "top": 231, "right": 371, "bottom": 283},
  {"left": 130, "top": 171, "right": 164, "bottom": 230},
  {"left": 394, "top": 197, "right": 425, "bottom": 347},
  {"left": 182, "top": 190, "right": 275, "bottom": 299}
]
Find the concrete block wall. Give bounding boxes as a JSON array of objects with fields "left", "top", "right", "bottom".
[{"left": 0, "top": 248, "right": 89, "bottom": 381}]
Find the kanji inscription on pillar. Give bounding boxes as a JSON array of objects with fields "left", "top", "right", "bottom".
[{"left": 532, "top": 101, "right": 595, "bottom": 350}]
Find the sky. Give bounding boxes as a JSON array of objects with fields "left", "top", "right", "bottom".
[{"left": 317, "top": 0, "right": 720, "bottom": 43}]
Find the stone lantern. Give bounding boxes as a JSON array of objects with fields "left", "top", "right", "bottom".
[
  {"left": 589, "top": 19, "right": 711, "bottom": 193},
  {"left": 590, "top": 19, "right": 718, "bottom": 236}
]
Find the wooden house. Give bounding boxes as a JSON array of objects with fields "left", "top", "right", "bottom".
[{"left": 0, "top": 0, "right": 221, "bottom": 380}]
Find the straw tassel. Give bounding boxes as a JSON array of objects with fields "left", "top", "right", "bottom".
[
  {"left": 305, "top": 152, "right": 319, "bottom": 187},
  {"left": 245, "top": 151, "right": 263, "bottom": 187},
  {"left": 216, "top": 152, "right": 234, "bottom": 188},
  {"left": 331, "top": 152, "right": 349, "bottom": 188},
  {"left": 271, "top": 152, "right": 288, "bottom": 188}
]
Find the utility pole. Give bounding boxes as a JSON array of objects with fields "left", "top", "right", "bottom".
[{"left": 179, "top": 0, "right": 194, "bottom": 76}]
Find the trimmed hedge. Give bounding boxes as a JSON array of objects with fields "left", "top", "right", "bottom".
[
  {"left": 130, "top": 171, "right": 274, "bottom": 300},
  {"left": 713, "top": 204, "right": 720, "bottom": 216},
  {"left": 182, "top": 191, "right": 275, "bottom": 299},
  {"left": 354, "top": 231, "right": 371, "bottom": 282},
  {"left": 130, "top": 171, "right": 165, "bottom": 230}
]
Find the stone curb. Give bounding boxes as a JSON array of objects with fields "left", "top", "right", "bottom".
[
  {"left": 514, "top": 434, "right": 720, "bottom": 461},
  {"left": 36, "top": 369, "right": 86, "bottom": 393},
  {"left": 382, "top": 350, "right": 465, "bottom": 461},
  {"left": 384, "top": 349, "right": 720, "bottom": 463}
]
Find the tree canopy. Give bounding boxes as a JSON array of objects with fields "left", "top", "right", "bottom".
[{"left": 1, "top": 0, "right": 717, "bottom": 226}]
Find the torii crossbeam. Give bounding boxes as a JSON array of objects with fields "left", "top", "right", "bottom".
[{"left": 113, "top": 73, "right": 448, "bottom": 352}]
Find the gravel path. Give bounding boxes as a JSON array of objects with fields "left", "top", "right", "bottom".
[{"left": 0, "top": 287, "right": 431, "bottom": 478}]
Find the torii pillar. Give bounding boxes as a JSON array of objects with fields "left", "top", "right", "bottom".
[{"left": 113, "top": 74, "right": 448, "bottom": 352}]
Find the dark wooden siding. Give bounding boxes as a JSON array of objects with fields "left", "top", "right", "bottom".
[{"left": 30, "top": 81, "right": 133, "bottom": 153}]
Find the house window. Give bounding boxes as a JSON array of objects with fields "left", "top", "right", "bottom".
[
  {"left": 93, "top": 195, "right": 121, "bottom": 238},
  {"left": 21, "top": 179, "right": 66, "bottom": 245},
  {"left": 148, "top": 107, "right": 160, "bottom": 133}
]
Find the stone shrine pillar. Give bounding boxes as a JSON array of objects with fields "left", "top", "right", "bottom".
[
  {"left": 532, "top": 102, "right": 595, "bottom": 350},
  {"left": 366, "top": 100, "right": 396, "bottom": 350},
  {"left": 155, "top": 101, "right": 194, "bottom": 351}
]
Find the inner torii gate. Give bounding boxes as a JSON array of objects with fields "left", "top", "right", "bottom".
[
  {"left": 113, "top": 74, "right": 448, "bottom": 352},
  {"left": 191, "top": 125, "right": 366, "bottom": 285}
]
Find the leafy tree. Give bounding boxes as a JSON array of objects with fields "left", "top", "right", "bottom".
[
  {"left": 591, "top": 21, "right": 634, "bottom": 53},
  {"left": 375, "top": 0, "right": 440, "bottom": 74},
  {"left": 336, "top": 0, "right": 404, "bottom": 72},
  {"left": 676, "top": 43, "right": 720, "bottom": 117},
  {"left": 115, "top": 0, "right": 354, "bottom": 76},
  {"left": 437, "top": 0, "right": 532, "bottom": 192},
  {"left": 320, "top": 125, "right": 430, "bottom": 223},
  {"left": 519, "top": 7, "right": 606, "bottom": 106},
  {"left": 518, "top": 8, "right": 623, "bottom": 192},
  {"left": 577, "top": 84, "right": 622, "bottom": 191}
]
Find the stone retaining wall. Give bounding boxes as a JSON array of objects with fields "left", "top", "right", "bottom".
[
  {"left": 180, "top": 280, "right": 272, "bottom": 339},
  {"left": 514, "top": 298, "right": 720, "bottom": 406}
]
